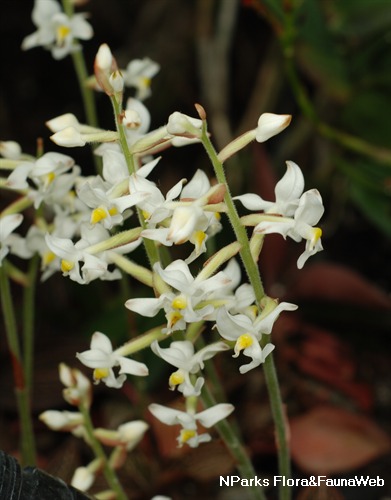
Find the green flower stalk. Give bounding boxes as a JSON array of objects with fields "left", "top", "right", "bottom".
[{"left": 199, "top": 108, "right": 292, "bottom": 500}]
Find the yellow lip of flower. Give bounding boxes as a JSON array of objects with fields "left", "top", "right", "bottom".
[
  {"left": 310, "top": 227, "right": 322, "bottom": 250},
  {"left": 180, "top": 428, "right": 196, "bottom": 444},
  {"left": 193, "top": 230, "right": 206, "bottom": 249},
  {"left": 169, "top": 371, "right": 185, "bottom": 387},
  {"left": 108, "top": 206, "right": 118, "bottom": 216},
  {"left": 214, "top": 212, "right": 221, "bottom": 221},
  {"left": 235, "top": 334, "right": 254, "bottom": 354},
  {"left": 247, "top": 305, "right": 258, "bottom": 320},
  {"left": 141, "top": 76, "right": 151, "bottom": 89},
  {"left": 93, "top": 367, "right": 110, "bottom": 381},
  {"left": 61, "top": 259, "right": 75, "bottom": 273},
  {"left": 43, "top": 251, "right": 56, "bottom": 266},
  {"left": 171, "top": 295, "right": 187, "bottom": 310},
  {"left": 167, "top": 311, "right": 183, "bottom": 328},
  {"left": 56, "top": 25, "right": 71, "bottom": 45},
  {"left": 91, "top": 207, "right": 107, "bottom": 224},
  {"left": 44, "top": 172, "right": 56, "bottom": 187}
]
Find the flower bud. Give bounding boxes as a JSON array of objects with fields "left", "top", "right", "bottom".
[
  {"left": 0, "top": 141, "right": 22, "bottom": 159},
  {"left": 256, "top": 113, "right": 291, "bottom": 142},
  {"left": 167, "top": 112, "right": 203, "bottom": 138},
  {"left": 50, "top": 127, "right": 86, "bottom": 147},
  {"left": 95, "top": 44, "right": 118, "bottom": 95},
  {"left": 46, "top": 113, "right": 80, "bottom": 133}
]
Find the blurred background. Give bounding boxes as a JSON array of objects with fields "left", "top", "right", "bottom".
[{"left": 1, "top": 1, "right": 391, "bottom": 499}]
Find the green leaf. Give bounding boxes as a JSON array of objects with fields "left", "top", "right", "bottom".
[
  {"left": 294, "top": 0, "right": 350, "bottom": 100},
  {"left": 350, "top": 183, "right": 391, "bottom": 238}
]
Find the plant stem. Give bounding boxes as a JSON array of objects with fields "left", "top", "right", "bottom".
[
  {"left": 201, "top": 126, "right": 265, "bottom": 300},
  {"left": 61, "top": 0, "right": 101, "bottom": 173},
  {"left": 78, "top": 402, "right": 128, "bottom": 500},
  {"left": 60, "top": 1, "right": 97, "bottom": 129},
  {"left": 71, "top": 49, "right": 99, "bottom": 128},
  {"left": 201, "top": 127, "right": 291, "bottom": 500},
  {"left": 22, "top": 254, "right": 39, "bottom": 396},
  {"left": 110, "top": 95, "right": 161, "bottom": 270},
  {"left": 201, "top": 383, "right": 267, "bottom": 500},
  {"left": 0, "top": 264, "right": 36, "bottom": 466}
]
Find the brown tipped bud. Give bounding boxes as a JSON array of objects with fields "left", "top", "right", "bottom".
[{"left": 194, "top": 103, "right": 207, "bottom": 121}]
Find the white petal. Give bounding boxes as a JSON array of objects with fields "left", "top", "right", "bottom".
[
  {"left": 239, "top": 343, "right": 275, "bottom": 374},
  {"left": 295, "top": 189, "right": 324, "bottom": 226},
  {"left": 196, "top": 403, "right": 235, "bottom": 428},
  {"left": 155, "top": 260, "right": 194, "bottom": 292},
  {"left": 70, "top": 14, "right": 93, "bottom": 40},
  {"left": 90, "top": 331, "right": 113, "bottom": 353},
  {"left": 118, "top": 356, "right": 149, "bottom": 376},
  {"left": 181, "top": 169, "right": 210, "bottom": 199},
  {"left": 125, "top": 296, "right": 166, "bottom": 317},
  {"left": 256, "top": 302, "right": 298, "bottom": 335},
  {"left": 148, "top": 404, "right": 185, "bottom": 425},
  {"left": 76, "top": 349, "right": 112, "bottom": 368},
  {"left": 234, "top": 193, "right": 273, "bottom": 211},
  {"left": 0, "top": 214, "right": 23, "bottom": 241},
  {"left": 254, "top": 219, "right": 294, "bottom": 237},
  {"left": 215, "top": 308, "right": 252, "bottom": 341},
  {"left": 274, "top": 161, "right": 305, "bottom": 211},
  {"left": 151, "top": 340, "right": 194, "bottom": 368}
]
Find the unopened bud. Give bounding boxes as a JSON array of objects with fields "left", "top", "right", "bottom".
[
  {"left": 256, "top": 113, "right": 291, "bottom": 143},
  {"left": 46, "top": 113, "right": 80, "bottom": 133},
  {"left": 50, "top": 127, "right": 86, "bottom": 147},
  {"left": 109, "top": 70, "right": 124, "bottom": 94},
  {"left": 194, "top": 103, "right": 206, "bottom": 121},
  {"left": 167, "top": 112, "right": 203, "bottom": 138}
]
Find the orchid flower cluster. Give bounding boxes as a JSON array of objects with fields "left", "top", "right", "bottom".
[
  {"left": 39, "top": 363, "right": 148, "bottom": 494},
  {"left": 0, "top": 0, "right": 326, "bottom": 497}
]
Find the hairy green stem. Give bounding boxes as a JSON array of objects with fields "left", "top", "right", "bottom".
[
  {"left": 78, "top": 402, "right": 128, "bottom": 500},
  {"left": 0, "top": 264, "right": 36, "bottom": 466},
  {"left": 110, "top": 95, "right": 161, "bottom": 270},
  {"left": 201, "top": 126, "right": 291, "bottom": 500},
  {"left": 61, "top": 0, "right": 101, "bottom": 174},
  {"left": 22, "top": 254, "right": 39, "bottom": 400},
  {"left": 201, "top": 383, "right": 266, "bottom": 500}
]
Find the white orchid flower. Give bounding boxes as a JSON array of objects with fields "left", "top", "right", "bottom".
[
  {"left": 45, "top": 223, "right": 142, "bottom": 284},
  {"left": 6, "top": 152, "right": 79, "bottom": 209},
  {"left": 39, "top": 410, "right": 84, "bottom": 435},
  {"left": 237, "top": 161, "right": 324, "bottom": 268},
  {"left": 22, "top": 0, "right": 93, "bottom": 60},
  {"left": 141, "top": 169, "right": 225, "bottom": 263},
  {"left": 234, "top": 161, "right": 305, "bottom": 216},
  {"left": 253, "top": 189, "right": 324, "bottom": 269},
  {"left": 94, "top": 420, "right": 149, "bottom": 453},
  {"left": 129, "top": 171, "right": 185, "bottom": 226},
  {"left": 151, "top": 340, "right": 229, "bottom": 396},
  {"left": 125, "top": 259, "right": 231, "bottom": 333},
  {"left": 76, "top": 331, "right": 148, "bottom": 389},
  {"left": 215, "top": 301, "right": 298, "bottom": 373},
  {"left": 149, "top": 402, "right": 234, "bottom": 448},
  {"left": 123, "top": 58, "right": 160, "bottom": 100}
]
